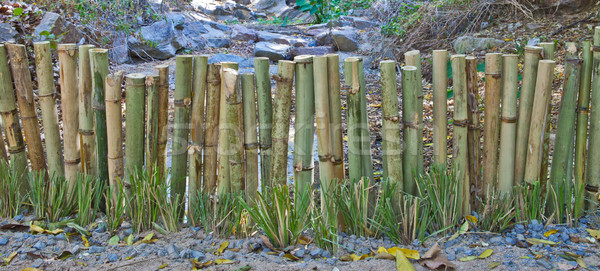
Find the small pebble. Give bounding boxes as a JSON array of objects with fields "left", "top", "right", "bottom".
[
  {"left": 464, "top": 248, "right": 474, "bottom": 256},
  {"left": 89, "top": 246, "right": 105, "bottom": 254},
  {"left": 70, "top": 245, "right": 81, "bottom": 255},
  {"left": 326, "top": 258, "right": 337, "bottom": 265},
  {"left": 447, "top": 254, "right": 456, "bottom": 261},
  {"left": 514, "top": 224, "right": 526, "bottom": 234},
  {"left": 33, "top": 241, "right": 46, "bottom": 250},
  {"left": 322, "top": 250, "right": 331, "bottom": 258},
  {"left": 191, "top": 250, "right": 204, "bottom": 260},
  {"left": 223, "top": 250, "right": 236, "bottom": 260},
  {"left": 0, "top": 237, "right": 8, "bottom": 246},
  {"left": 536, "top": 259, "right": 553, "bottom": 269},
  {"left": 295, "top": 249, "right": 305, "bottom": 258},
  {"left": 310, "top": 248, "right": 323, "bottom": 258},
  {"left": 505, "top": 237, "right": 516, "bottom": 246},
  {"left": 32, "top": 258, "right": 43, "bottom": 268},
  {"left": 95, "top": 224, "right": 106, "bottom": 233},
  {"left": 490, "top": 237, "right": 503, "bottom": 245},
  {"left": 166, "top": 244, "right": 179, "bottom": 259},
  {"left": 108, "top": 253, "right": 119, "bottom": 262},
  {"left": 14, "top": 214, "right": 24, "bottom": 221}
]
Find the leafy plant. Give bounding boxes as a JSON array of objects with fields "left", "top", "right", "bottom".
[
  {"left": 311, "top": 180, "right": 339, "bottom": 253},
  {"left": 0, "top": 161, "right": 27, "bottom": 218},
  {"left": 330, "top": 178, "right": 376, "bottom": 237},
  {"left": 242, "top": 184, "right": 313, "bottom": 248},
  {"left": 189, "top": 191, "right": 249, "bottom": 238},
  {"left": 548, "top": 179, "right": 584, "bottom": 226},
  {"left": 127, "top": 167, "right": 161, "bottom": 233},
  {"left": 104, "top": 178, "right": 128, "bottom": 234},
  {"left": 150, "top": 178, "right": 183, "bottom": 233},
  {"left": 76, "top": 174, "right": 104, "bottom": 226},
  {"left": 297, "top": 0, "right": 345, "bottom": 24},
  {"left": 515, "top": 180, "right": 547, "bottom": 222},
  {"left": 28, "top": 171, "right": 77, "bottom": 222},
  {"left": 476, "top": 188, "right": 517, "bottom": 232},
  {"left": 416, "top": 166, "right": 461, "bottom": 234}
]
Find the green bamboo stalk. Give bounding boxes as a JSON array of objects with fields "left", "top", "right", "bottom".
[
  {"left": 515, "top": 46, "right": 543, "bottom": 184},
  {"left": 242, "top": 73, "right": 259, "bottom": 202},
  {"left": 223, "top": 68, "right": 245, "bottom": 193},
  {"left": 254, "top": 57, "right": 273, "bottom": 189},
  {"left": 575, "top": 40, "right": 593, "bottom": 212},
  {"left": 34, "top": 41, "right": 64, "bottom": 177},
  {"left": 539, "top": 42, "right": 556, "bottom": 184},
  {"left": 57, "top": 44, "right": 80, "bottom": 184},
  {"left": 451, "top": 55, "right": 470, "bottom": 215},
  {"left": 270, "top": 60, "right": 296, "bottom": 186},
  {"left": 314, "top": 56, "right": 335, "bottom": 201},
  {"left": 586, "top": 26, "right": 600, "bottom": 206},
  {"left": 344, "top": 58, "right": 364, "bottom": 183},
  {"left": 432, "top": 50, "right": 448, "bottom": 168},
  {"left": 189, "top": 55, "right": 208, "bottom": 200},
  {"left": 145, "top": 75, "right": 159, "bottom": 172},
  {"left": 497, "top": 54, "right": 519, "bottom": 195},
  {"left": 481, "top": 53, "right": 502, "bottom": 198},
  {"left": 0, "top": 44, "right": 28, "bottom": 189},
  {"left": 466, "top": 56, "right": 481, "bottom": 207},
  {"left": 78, "top": 44, "right": 96, "bottom": 176},
  {"left": 156, "top": 65, "right": 169, "bottom": 182},
  {"left": 172, "top": 55, "right": 193, "bottom": 204},
  {"left": 401, "top": 65, "right": 418, "bottom": 195},
  {"left": 0, "top": 122, "right": 7, "bottom": 163},
  {"left": 549, "top": 43, "right": 581, "bottom": 190},
  {"left": 203, "top": 64, "right": 221, "bottom": 193},
  {"left": 5, "top": 43, "right": 47, "bottom": 174},
  {"left": 405, "top": 50, "right": 424, "bottom": 174},
  {"left": 326, "top": 54, "right": 345, "bottom": 181},
  {"left": 105, "top": 71, "right": 124, "bottom": 202},
  {"left": 293, "top": 55, "right": 315, "bottom": 192},
  {"left": 524, "top": 60, "right": 556, "bottom": 184},
  {"left": 380, "top": 60, "right": 403, "bottom": 197},
  {"left": 217, "top": 62, "right": 239, "bottom": 194},
  {"left": 90, "top": 48, "right": 109, "bottom": 185},
  {"left": 124, "top": 73, "right": 146, "bottom": 183}
]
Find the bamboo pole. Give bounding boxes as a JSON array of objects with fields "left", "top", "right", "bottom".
[
  {"left": 549, "top": 43, "right": 581, "bottom": 188},
  {"left": 0, "top": 45, "right": 28, "bottom": 189},
  {"left": 497, "top": 54, "right": 519, "bottom": 195},
  {"left": 124, "top": 73, "right": 146, "bottom": 182},
  {"left": 405, "top": 50, "right": 424, "bottom": 174},
  {"left": 5, "top": 43, "right": 47, "bottom": 174},
  {"left": 242, "top": 73, "right": 259, "bottom": 201},
  {"left": 270, "top": 60, "right": 296, "bottom": 186},
  {"left": 481, "top": 53, "right": 502, "bottom": 198},
  {"left": 345, "top": 58, "right": 364, "bottom": 183},
  {"left": 172, "top": 55, "right": 193, "bottom": 203},
  {"left": 156, "top": 65, "right": 169, "bottom": 182},
  {"left": 515, "top": 46, "right": 543, "bottom": 184},
  {"left": 146, "top": 75, "right": 159, "bottom": 172},
  {"left": 217, "top": 62, "right": 239, "bottom": 194},
  {"left": 293, "top": 55, "right": 315, "bottom": 192},
  {"left": 401, "top": 66, "right": 419, "bottom": 195},
  {"left": 78, "top": 45, "right": 96, "bottom": 176},
  {"left": 586, "top": 27, "right": 600, "bottom": 206},
  {"left": 189, "top": 55, "right": 208, "bottom": 199},
  {"left": 451, "top": 55, "right": 470, "bottom": 215},
  {"left": 203, "top": 64, "right": 221, "bottom": 193},
  {"left": 106, "top": 71, "right": 124, "bottom": 201},
  {"left": 575, "top": 40, "right": 593, "bottom": 212},
  {"left": 58, "top": 44, "right": 80, "bottom": 184},
  {"left": 254, "top": 57, "right": 273, "bottom": 189},
  {"left": 523, "top": 60, "right": 556, "bottom": 184},
  {"left": 432, "top": 50, "right": 448, "bottom": 168},
  {"left": 539, "top": 42, "right": 556, "bottom": 184},
  {"left": 314, "top": 56, "right": 335, "bottom": 201},
  {"left": 381, "top": 60, "right": 403, "bottom": 196},
  {"left": 326, "top": 54, "right": 345, "bottom": 180},
  {"left": 466, "top": 56, "right": 481, "bottom": 205},
  {"left": 0, "top": 123, "right": 7, "bottom": 163},
  {"left": 222, "top": 68, "right": 244, "bottom": 193},
  {"left": 90, "top": 48, "right": 109, "bottom": 184},
  {"left": 34, "top": 41, "right": 64, "bottom": 177}
]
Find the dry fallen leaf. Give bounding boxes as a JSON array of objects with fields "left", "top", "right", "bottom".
[
  {"left": 418, "top": 243, "right": 456, "bottom": 271},
  {"left": 586, "top": 229, "right": 600, "bottom": 239},
  {"left": 526, "top": 238, "right": 558, "bottom": 246},
  {"left": 260, "top": 235, "right": 275, "bottom": 251},
  {"left": 396, "top": 250, "right": 415, "bottom": 271},
  {"left": 478, "top": 249, "right": 493, "bottom": 259},
  {"left": 543, "top": 229, "right": 559, "bottom": 237},
  {"left": 216, "top": 241, "right": 229, "bottom": 255}
]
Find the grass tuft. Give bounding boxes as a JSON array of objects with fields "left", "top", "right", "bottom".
[
  {"left": 189, "top": 191, "right": 249, "bottom": 237},
  {"left": 311, "top": 180, "right": 339, "bottom": 253},
  {"left": 28, "top": 171, "right": 76, "bottom": 222},
  {"left": 476, "top": 188, "right": 517, "bottom": 232},
  {"left": 76, "top": 174, "right": 104, "bottom": 226},
  {"left": 105, "top": 178, "right": 128, "bottom": 234},
  {"left": 0, "top": 161, "right": 27, "bottom": 218},
  {"left": 127, "top": 167, "right": 161, "bottom": 233},
  {"left": 416, "top": 166, "right": 461, "bottom": 234},
  {"left": 330, "top": 178, "right": 375, "bottom": 237},
  {"left": 515, "top": 180, "right": 547, "bottom": 222}
]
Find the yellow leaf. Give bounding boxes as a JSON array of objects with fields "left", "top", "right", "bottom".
[
  {"left": 158, "top": 263, "right": 168, "bottom": 269},
  {"left": 126, "top": 234, "right": 133, "bottom": 246},
  {"left": 283, "top": 253, "right": 300, "bottom": 261},
  {"left": 504, "top": 38, "right": 513, "bottom": 41},
  {"left": 3, "top": 251, "right": 17, "bottom": 265},
  {"left": 465, "top": 215, "right": 478, "bottom": 224},
  {"left": 299, "top": 236, "right": 311, "bottom": 245},
  {"left": 576, "top": 257, "right": 587, "bottom": 268},
  {"left": 374, "top": 252, "right": 396, "bottom": 260},
  {"left": 544, "top": 229, "right": 559, "bottom": 237},
  {"left": 30, "top": 225, "right": 45, "bottom": 234},
  {"left": 449, "top": 221, "right": 469, "bottom": 241},
  {"left": 214, "top": 259, "right": 235, "bottom": 264},
  {"left": 519, "top": 256, "right": 530, "bottom": 259},
  {"left": 526, "top": 238, "right": 558, "bottom": 246},
  {"left": 126, "top": 255, "right": 135, "bottom": 260},
  {"left": 81, "top": 235, "right": 90, "bottom": 247},
  {"left": 21, "top": 268, "right": 42, "bottom": 271},
  {"left": 459, "top": 256, "right": 478, "bottom": 262},
  {"left": 387, "top": 247, "right": 420, "bottom": 260},
  {"left": 377, "top": 247, "right": 387, "bottom": 254},
  {"left": 142, "top": 232, "right": 154, "bottom": 241},
  {"left": 395, "top": 250, "right": 415, "bottom": 271},
  {"left": 489, "top": 261, "right": 501, "bottom": 269},
  {"left": 478, "top": 249, "right": 493, "bottom": 259},
  {"left": 216, "top": 241, "right": 229, "bottom": 255},
  {"left": 77, "top": 261, "right": 87, "bottom": 267},
  {"left": 339, "top": 255, "right": 352, "bottom": 262},
  {"left": 349, "top": 254, "right": 369, "bottom": 261},
  {"left": 586, "top": 229, "right": 600, "bottom": 239}
]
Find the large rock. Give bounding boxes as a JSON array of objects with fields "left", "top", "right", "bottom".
[
  {"left": 128, "top": 21, "right": 177, "bottom": 60},
  {"left": 257, "top": 31, "right": 310, "bottom": 47},
  {"left": 319, "top": 27, "right": 360, "bottom": 52},
  {"left": 453, "top": 36, "right": 504, "bottom": 54},
  {"left": 203, "top": 22, "right": 231, "bottom": 48},
  {"left": 0, "top": 23, "right": 17, "bottom": 43},
  {"left": 254, "top": 41, "right": 290, "bottom": 61},
  {"left": 255, "top": 0, "right": 284, "bottom": 10},
  {"left": 174, "top": 22, "right": 208, "bottom": 51},
  {"left": 231, "top": 25, "right": 258, "bottom": 42},
  {"left": 109, "top": 32, "right": 130, "bottom": 64},
  {"left": 289, "top": 46, "right": 335, "bottom": 58},
  {"left": 33, "top": 12, "right": 83, "bottom": 43},
  {"left": 209, "top": 54, "right": 253, "bottom": 68}
]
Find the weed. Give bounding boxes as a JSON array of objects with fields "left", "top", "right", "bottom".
[
  {"left": 76, "top": 174, "right": 104, "bottom": 226},
  {"left": 28, "top": 171, "right": 77, "bottom": 222},
  {"left": 0, "top": 161, "right": 27, "bottom": 218},
  {"left": 416, "top": 166, "right": 461, "bottom": 234},
  {"left": 311, "top": 180, "right": 339, "bottom": 253},
  {"left": 150, "top": 178, "right": 184, "bottom": 233},
  {"left": 548, "top": 179, "right": 584, "bottom": 226},
  {"left": 477, "top": 188, "right": 517, "bottom": 232},
  {"left": 127, "top": 167, "right": 161, "bottom": 233},
  {"left": 242, "top": 184, "right": 312, "bottom": 248},
  {"left": 190, "top": 191, "right": 249, "bottom": 237},
  {"left": 331, "top": 178, "right": 375, "bottom": 237},
  {"left": 105, "top": 178, "right": 128, "bottom": 234},
  {"left": 515, "top": 180, "right": 547, "bottom": 222}
]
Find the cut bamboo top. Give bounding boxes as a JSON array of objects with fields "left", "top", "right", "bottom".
[
  {"left": 402, "top": 66, "right": 417, "bottom": 71},
  {"left": 525, "top": 46, "right": 543, "bottom": 53},
  {"left": 90, "top": 48, "right": 108, "bottom": 53},
  {"left": 294, "top": 55, "right": 313, "bottom": 63},
  {"left": 57, "top": 43, "right": 77, "bottom": 53},
  {"left": 126, "top": 73, "right": 146, "bottom": 83},
  {"left": 485, "top": 53, "right": 502, "bottom": 74}
]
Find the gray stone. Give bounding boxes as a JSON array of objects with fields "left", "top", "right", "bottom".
[
  {"left": 32, "top": 258, "right": 43, "bottom": 268},
  {"left": 108, "top": 253, "right": 119, "bottom": 262},
  {"left": 295, "top": 249, "right": 305, "bottom": 258},
  {"left": 310, "top": 248, "right": 323, "bottom": 258},
  {"left": 453, "top": 36, "right": 504, "bottom": 54},
  {"left": 322, "top": 250, "right": 331, "bottom": 258},
  {"left": 208, "top": 54, "right": 253, "bottom": 68},
  {"left": 191, "top": 250, "right": 205, "bottom": 260},
  {"left": 179, "top": 248, "right": 194, "bottom": 259},
  {"left": 0, "top": 237, "right": 8, "bottom": 246},
  {"left": 165, "top": 12, "right": 186, "bottom": 29},
  {"left": 123, "top": 228, "right": 134, "bottom": 236},
  {"left": 167, "top": 244, "right": 179, "bottom": 259},
  {"left": 175, "top": 22, "right": 209, "bottom": 50},
  {"left": 33, "top": 241, "right": 46, "bottom": 250},
  {"left": 346, "top": 242, "right": 355, "bottom": 252},
  {"left": 33, "top": 12, "right": 83, "bottom": 43},
  {"left": 527, "top": 38, "right": 541, "bottom": 46},
  {"left": 254, "top": 42, "right": 290, "bottom": 61},
  {"left": 89, "top": 246, "right": 105, "bottom": 254},
  {"left": 289, "top": 46, "right": 335, "bottom": 58},
  {"left": 128, "top": 21, "right": 177, "bottom": 60},
  {"left": 507, "top": 22, "right": 523, "bottom": 32},
  {"left": 330, "top": 27, "right": 359, "bottom": 51},
  {"left": 514, "top": 224, "right": 526, "bottom": 234},
  {"left": 527, "top": 23, "right": 542, "bottom": 31},
  {"left": 255, "top": 0, "right": 285, "bottom": 10},
  {"left": 231, "top": 25, "right": 258, "bottom": 41},
  {"left": 223, "top": 250, "right": 236, "bottom": 260},
  {"left": 70, "top": 245, "right": 81, "bottom": 255},
  {"left": 490, "top": 237, "right": 503, "bottom": 245},
  {"left": 326, "top": 257, "right": 337, "bottom": 265},
  {"left": 257, "top": 31, "right": 310, "bottom": 47},
  {"left": 506, "top": 237, "right": 516, "bottom": 245},
  {"left": 0, "top": 23, "right": 17, "bottom": 43}
]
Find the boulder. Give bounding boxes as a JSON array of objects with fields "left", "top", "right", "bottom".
[
  {"left": 254, "top": 41, "right": 290, "bottom": 61},
  {"left": 0, "top": 23, "right": 17, "bottom": 43},
  {"left": 109, "top": 32, "right": 130, "bottom": 64},
  {"left": 331, "top": 27, "right": 359, "bottom": 51},
  {"left": 453, "top": 36, "right": 504, "bottom": 54},
  {"left": 209, "top": 54, "right": 254, "bottom": 68},
  {"left": 128, "top": 21, "right": 177, "bottom": 60},
  {"left": 257, "top": 31, "right": 310, "bottom": 47},
  {"left": 231, "top": 25, "right": 258, "bottom": 42},
  {"left": 203, "top": 22, "right": 231, "bottom": 48},
  {"left": 174, "top": 22, "right": 209, "bottom": 50},
  {"left": 255, "top": 0, "right": 284, "bottom": 10},
  {"left": 289, "top": 46, "right": 335, "bottom": 58},
  {"left": 33, "top": 12, "right": 83, "bottom": 43}
]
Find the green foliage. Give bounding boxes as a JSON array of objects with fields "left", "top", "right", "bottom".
[
  {"left": 297, "top": 0, "right": 372, "bottom": 24},
  {"left": 380, "top": 2, "right": 421, "bottom": 37},
  {"left": 515, "top": 180, "right": 547, "bottom": 222},
  {"left": 476, "top": 188, "right": 517, "bottom": 232},
  {"left": 416, "top": 165, "right": 461, "bottom": 234},
  {"left": 28, "top": 171, "right": 77, "bottom": 222},
  {"left": 105, "top": 178, "right": 128, "bottom": 234},
  {"left": 189, "top": 191, "right": 249, "bottom": 238},
  {"left": 127, "top": 167, "right": 161, "bottom": 233},
  {"left": 329, "top": 178, "right": 376, "bottom": 237},
  {"left": 0, "top": 161, "right": 27, "bottom": 218},
  {"left": 150, "top": 176, "right": 183, "bottom": 233},
  {"left": 76, "top": 174, "right": 104, "bottom": 226},
  {"left": 548, "top": 179, "right": 584, "bottom": 226},
  {"left": 242, "top": 184, "right": 313, "bottom": 248},
  {"left": 311, "top": 180, "right": 339, "bottom": 253}
]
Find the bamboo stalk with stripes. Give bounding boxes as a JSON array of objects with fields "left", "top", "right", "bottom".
[
  {"left": 203, "top": 64, "right": 221, "bottom": 193},
  {"left": 90, "top": 48, "right": 110, "bottom": 184},
  {"left": 294, "top": 55, "right": 315, "bottom": 192},
  {"left": 270, "top": 61, "right": 295, "bottom": 186},
  {"left": 314, "top": 55, "right": 335, "bottom": 207},
  {"left": 106, "top": 71, "right": 124, "bottom": 201},
  {"left": 575, "top": 40, "right": 593, "bottom": 212},
  {"left": 217, "top": 62, "right": 239, "bottom": 194},
  {"left": 189, "top": 56, "right": 208, "bottom": 199},
  {"left": 327, "top": 54, "right": 345, "bottom": 180},
  {"left": 254, "top": 57, "right": 273, "bottom": 189},
  {"left": 172, "top": 55, "right": 193, "bottom": 205},
  {"left": 466, "top": 56, "right": 481, "bottom": 205},
  {"left": 482, "top": 53, "right": 501, "bottom": 198},
  {"left": 497, "top": 54, "right": 519, "bottom": 195},
  {"left": 380, "top": 60, "right": 403, "bottom": 198},
  {"left": 539, "top": 42, "right": 556, "bottom": 184},
  {"left": 586, "top": 26, "right": 600, "bottom": 207},
  {"left": 432, "top": 50, "right": 448, "bottom": 168},
  {"left": 78, "top": 44, "right": 96, "bottom": 176},
  {"left": 451, "top": 55, "right": 470, "bottom": 215},
  {"left": 242, "top": 73, "right": 259, "bottom": 201},
  {"left": 156, "top": 65, "right": 169, "bottom": 182}
]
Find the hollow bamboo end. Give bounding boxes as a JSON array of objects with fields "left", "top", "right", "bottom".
[
  {"left": 90, "top": 48, "right": 108, "bottom": 54},
  {"left": 451, "top": 54, "right": 466, "bottom": 60},
  {"left": 33, "top": 41, "right": 51, "bottom": 46},
  {"left": 294, "top": 55, "right": 313, "bottom": 63},
  {"left": 380, "top": 60, "right": 395, "bottom": 65},
  {"left": 278, "top": 60, "right": 295, "bottom": 66},
  {"left": 525, "top": 46, "right": 543, "bottom": 52},
  {"left": 405, "top": 50, "right": 420, "bottom": 57},
  {"left": 539, "top": 59, "right": 556, "bottom": 65},
  {"left": 254, "top": 57, "right": 269, "bottom": 62},
  {"left": 466, "top": 56, "right": 477, "bottom": 60},
  {"left": 125, "top": 73, "right": 146, "bottom": 81},
  {"left": 402, "top": 66, "right": 417, "bottom": 71},
  {"left": 57, "top": 43, "right": 77, "bottom": 50},
  {"left": 79, "top": 44, "right": 95, "bottom": 50}
]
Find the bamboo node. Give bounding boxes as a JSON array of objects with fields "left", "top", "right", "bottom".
[
  {"left": 585, "top": 184, "right": 599, "bottom": 193},
  {"left": 383, "top": 115, "right": 400, "bottom": 122},
  {"left": 565, "top": 58, "right": 583, "bottom": 64},
  {"left": 486, "top": 73, "right": 501, "bottom": 79},
  {"left": 174, "top": 98, "right": 192, "bottom": 108},
  {"left": 318, "top": 154, "right": 333, "bottom": 162},
  {"left": 259, "top": 143, "right": 272, "bottom": 149},
  {"left": 107, "top": 155, "right": 124, "bottom": 159},
  {"left": 244, "top": 143, "right": 259, "bottom": 150},
  {"left": 500, "top": 116, "right": 517, "bottom": 123},
  {"left": 593, "top": 45, "right": 600, "bottom": 52},
  {"left": 208, "top": 79, "right": 221, "bottom": 85},
  {"left": 403, "top": 121, "right": 419, "bottom": 129},
  {"left": 333, "top": 159, "right": 343, "bottom": 165},
  {"left": 272, "top": 74, "right": 292, "bottom": 84},
  {"left": 7, "top": 146, "right": 25, "bottom": 154},
  {"left": 38, "top": 92, "right": 57, "bottom": 98},
  {"left": 79, "top": 129, "right": 95, "bottom": 136},
  {"left": 453, "top": 119, "right": 468, "bottom": 127},
  {"left": 64, "top": 158, "right": 82, "bottom": 165},
  {"left": 577, "top": 106, "right": 590, "bottom": 113},
  {"left": 92, "top": 104, "right": 106, "bottom": 110}
]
